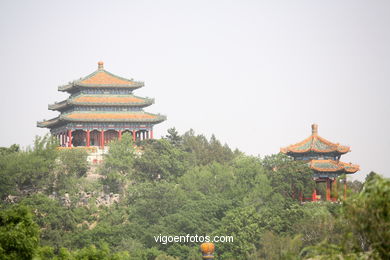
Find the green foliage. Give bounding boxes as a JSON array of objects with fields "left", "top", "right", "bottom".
[
  {"left": 299, "top": 175, "right": 389, "bottom": 259},
  {"left": 31, "top": 135, "right": 59, "bottom": 159},
  {"left": 263, "top": 153, "right": 315, "bottom": 200},
  {"left": 299, "top": 240, "right": 380, "bottom": 260},
  {"left": 19, "top": 194, "right": 77, "bottom": 249},
  {"left": 57, "top": 149, "right": 89, "bottom": 177},
  {"left": 365, "top": 171, "right": 378, "bottom": 183},
  {"left": 179, "top": 163, "right": 237, "bottom": 198},
  {"left": 0, "top": 144, "right": 19, "bottom": 156},
  {"left": 0, "top": 205, "right": 40, "bottom": 260},
  {"left": 300, "top": 240, "right": 347, "bottom": 259},
  {"left": 164, "top": 127, "right": 182, "bottom": 147},
  {"left": 133, "top": 139, "right": 188, "bottom": 181},
  {"left": 343, "top": 175, "right": 390, "bottom": 259},
  {"left": 291, "top": 203, "right": 336, "bottom": 246},
  {"left": 0, "top": 130, "right": 388, "bottom": 259},
  {"left": 51, "top": 149, "right": 89, "bottom": 194},
  {"left": 101, "top": 172, "right": 126, "bottom": 194},
  {"left": 128, "top": 182, "right": 187, "bottom": 225},
  {"left": 36, "top": 246, "right": 57, "bottom": 260},
  {"left": 182, "top": 130, "right": 235, "bottom": 166},
  {"left": 254, "top": 231, "right": 303, "bottom": 260},
  {"left": 101, "top": 133, "right": 135, "bottom": 176},
  {"left": 347, "top": 179, "right": 364, "bottom": 194},
  {"left": 214, "top": 206, "right": 264, "bottom": 259},
  {"left": 0, "top": 135, "right": 58, "bottom": 198}
]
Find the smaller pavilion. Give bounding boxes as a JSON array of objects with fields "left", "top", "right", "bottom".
[{"left": 281, "top": 124, "right": 359, "bottom": 202}]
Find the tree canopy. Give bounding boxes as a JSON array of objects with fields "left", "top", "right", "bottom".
[{"left": 0, "top": 129, "right": 388, "bottom": 259}]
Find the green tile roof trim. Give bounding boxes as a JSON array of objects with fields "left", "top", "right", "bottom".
[
  {"left": 48, "top": 94, "right": 154, "bottom": 110},
  {"left": 38, "top": 111, "right": 166, "bottom": 128},
  {"left": 310, "top": 160, "right": 360, "bottom": 174}
]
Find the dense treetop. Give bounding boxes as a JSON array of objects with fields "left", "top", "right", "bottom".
[{"left": 0, "top": 128, "right": 388, "bottom": 259}]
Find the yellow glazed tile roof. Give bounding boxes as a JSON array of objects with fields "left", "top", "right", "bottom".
[
  {"left": 280, "top": 124, "right": 350, "bottom": 155},
  {"left": 310, "top": 160, "right": 360, "bottom": 173},
  {"left": 73, "top": 96, "right": 144, "bottom": 103},
  {"left": 80, "top": 71, "right": 135, "bottom": 86},
  {"left": 66, "top": 113, "right": 156, "bottom": 120}
]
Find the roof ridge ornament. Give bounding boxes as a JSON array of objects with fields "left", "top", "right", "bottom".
[
  {"left": 311, "top": 123, "right": 318, "bottom": 135},
  {"left": 98, "top": 61, "right": 104, "bottom": 70}
]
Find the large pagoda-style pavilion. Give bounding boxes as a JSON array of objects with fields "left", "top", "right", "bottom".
[
  {"left": 38, "top": 62, "right": 166, "bottom": 148},
  {"left": 281, "top": 124, "right": 359, "bottom": 202}
]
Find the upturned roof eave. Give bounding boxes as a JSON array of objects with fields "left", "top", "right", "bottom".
[
  {"left": 75, "top": 82, "right": 144, "bottom": 88},
  {"left": 48, "top": 100, "right": 154, "bottom": 110},
  {"left": 48, "top": 101, "right": 68, "bottom": 110},
  {"left": 72, "top": 101, "right": 153, "bottom": 107},
  {"left": 48, "top": 95, "right": 154, "bottom": 111},
  {"left": 58, "top": 83, "right": 144, "bottom": 92},
  {"left": 284, "top": 149, "right": 349, "bottom": 156},
  {"left": 37, "top": 113, "right": 166, "bottom": 128},
  {"left": 37, "top": 117, "right": 61, "bottom": 128},
  {"left": 310, "top": 160, "right": 359, "bottom": 174},
  {"left": 60, "top": 113, "right": 166, "bottom": 123},
  {"left": 62, "top": 117, "right": 166, "bottom": 123}
]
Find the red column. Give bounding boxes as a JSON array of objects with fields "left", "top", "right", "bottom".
[
  {"left": 132, "top": 130, "right": 136, "bottom": 141},
  {"left": 150, "top": 129, "right": 154, "bottom": 139},
  {"left": 312, "top": 189, "right": 317, "bottom": 202},
  {"left": 344, "top": 177, "right": 347, "bottom": 200},
  {"left": 118, "top": 130, "right": 122, "bottom": 140},
  {"left": 333, "top": 178, "right": 338, "bottom": 201},
  {"left": 100, "top": 130, "right": 105, "bottom": 148},
  {"left": 326, "top": 179, "right": 331, "bottom": 201},
  {"left": 68, "top": 130, "right": 72, "bottom": 147},
  {"left": 86, "top": 130, "right": 90, "bottom": 147}
]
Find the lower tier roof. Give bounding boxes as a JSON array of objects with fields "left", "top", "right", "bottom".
[
  {"left": 37, "top": 111, "right": 166, "bottom": 128},
  {"left": 49, "top": 94, "right": 154, "bottom": 110},
  {"left": 309, "top": 159, "right": 359, "bottom": 174}
]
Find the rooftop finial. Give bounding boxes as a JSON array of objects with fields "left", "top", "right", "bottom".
[
  {"left": 200, "top": 243, "right": 215, "bottom": 259},
  {"left": 312, "top": 124, "right": 318, "bottom": 135},
  {"left": 98, "top": 61, "right": 104, "bottom": 70}
]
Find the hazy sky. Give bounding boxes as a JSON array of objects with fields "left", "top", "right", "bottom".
[{"left": 1, "top": 0, "right": 389, "bottom": 180}]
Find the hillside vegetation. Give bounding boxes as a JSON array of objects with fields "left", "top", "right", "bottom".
[{"left": 0, "top": 128, "right": 389, "bottom": 259}]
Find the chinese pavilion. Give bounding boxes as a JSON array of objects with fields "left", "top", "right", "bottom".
[
  {"left": 37, "top": 62, "right": 166, "bottom": 148},
  {"left": 281, "top": 124, "right": 359, "bottom": 202}
]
